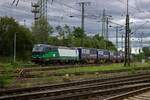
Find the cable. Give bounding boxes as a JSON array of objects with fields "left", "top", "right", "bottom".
[
  {"left": 12, "top": 0, "right": 16, "bottom": 5},
  {"left": 41, "top": 1, "right": 99, "bottom": 25},
  {"left": 109, "top": 20, "right": 124, "bottom": 27},
  {"left": 11, "top": 0, "right": 20, "bottom": 6},
  {"left": 117, "top": 0, "right": 150, "bottom": 18},
  {"left": 49, "top": 0, "right": 81, "bottom": 12},
  {"left": 117, "top": 0, "right": 143, "bottom": 12},
  {"left": 49, "top": 0, "right": 100, "bottom": 20}
]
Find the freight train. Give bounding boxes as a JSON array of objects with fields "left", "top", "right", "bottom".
[{"left": 32, "top": 44, "right": 125, "bottom": 65}]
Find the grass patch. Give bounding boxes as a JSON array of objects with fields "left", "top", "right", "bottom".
[
  {"left": 0, "top": 62, "right": 36, "bottom": 71},
  {"left": 1, "top": 62, "right": 150, "bottom": 89},
  {"left": 0, "top": 64, "right": 14, "bottom": 88},
  {"left": 22, "top": 62, "right": 150, "bottom": 77},
  {"left": 49, "top": 62, "right": 150, "bottom": 75}
]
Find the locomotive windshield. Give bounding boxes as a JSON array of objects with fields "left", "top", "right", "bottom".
[{"left": 32, "top": 44, "right": 49, "bottom": 52}]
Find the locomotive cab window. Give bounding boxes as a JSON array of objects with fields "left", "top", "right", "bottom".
[{"left": 32, "top": 45, "right": 45, "bottom": 52}]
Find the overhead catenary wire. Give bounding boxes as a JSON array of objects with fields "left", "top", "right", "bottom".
[
  {"left": 49, "top": 0, "right": 100, "bottom": 20},
  {"left": 11, "top": 0, "right": 150, "bottom": 21},
  {"left": 117, "top": 0, "right": 143, "bottom": 12},
  {"left": 9, "top": 1, "right": 150, "bottom": 32},
  {"left": 117, "top": 0, "right": 150, "bottom": 18},
  {"left": 10, "top": 0, "right": 123, "bottom": 24}
]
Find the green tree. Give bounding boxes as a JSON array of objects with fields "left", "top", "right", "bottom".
[
  {"left": 32, "top": 18, "right": 53, "bottom": 43},
  {"left": 0, "top": 16, "right": 33, "bottom": 60},
  {"left": 56, "top": 25, "right": 64, "bottom": 40},
  {"left": 93, "top": 34, "right": 105, "bottom": 49},
  {"left": 48, "top": 36, "right": 59, "bottom": 45},
  {"left": 83, "top": 37, "right": 93, "bottom": 48},
  {"left": 55, "top": 25, "right": 72, "bottom": 46},
  {"left": 47, "top": 26, "right": 116, "bottom": 51},
  {"left": 72, "top": 27, "right": 86, "bottom": 47},
  {"left": 142, "top": 47, "right": 150, "bottom": 58},
  {"left": 92, "top": 34, "right": 116, "bottom": 50},
  {"left": 63, "top": 24, "right": 71, "bottom": 38},
  {"left": 105, "top": 40, "right": 117, "bottom": 51},
  {"left": 73, "top": 27, "right": 85, "bottom": 38}
]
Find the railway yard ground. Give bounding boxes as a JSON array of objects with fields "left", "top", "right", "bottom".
[
  {"left": 0, "top": 61, "right": 150, "bottom": 100},
  {"left": 0, "top": 61, "right": 150, "bottom": 88}
]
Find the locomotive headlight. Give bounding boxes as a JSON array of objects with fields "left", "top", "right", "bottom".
[{"left": 53, "top": 54, "right": 56, "bottom": 57}]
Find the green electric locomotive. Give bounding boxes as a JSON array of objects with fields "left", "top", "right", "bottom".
[{"left": 32, "top": 44, "right": 79, "bottom": 64}]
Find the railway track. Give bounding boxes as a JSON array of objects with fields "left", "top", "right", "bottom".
[
  {"left": 0, "top": 73, "right": 150, "bottom": 100},
  {"left": 105, "top": 87, "right": 150, "bottom": 100},
  {"left": 44, "top": 83, "right": 150, "bottom": 100}
]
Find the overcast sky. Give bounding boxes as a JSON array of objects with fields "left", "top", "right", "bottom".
[{"left": 0, "top": 0, "right": 150, "bottom": 51}]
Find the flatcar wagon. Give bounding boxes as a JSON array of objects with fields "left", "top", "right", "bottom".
[
  {"left": 97, "top": 49, "right": 110, "bottom": 63},
  {"left": 78, "top": 47, "right": 97, "bottom": 64}
]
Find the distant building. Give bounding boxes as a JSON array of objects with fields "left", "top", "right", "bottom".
[{"left": 118, "top": 47, "right": 143, "bottom": 54}]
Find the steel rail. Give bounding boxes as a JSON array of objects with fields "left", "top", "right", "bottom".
[
  {"left": 37, "top": 83, "right": 150, "bottom": 100},
  {"left": 104, "top": 87, "right": 150, "bottom": 100}
]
